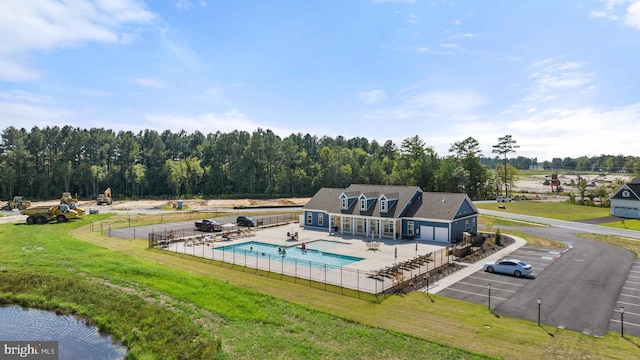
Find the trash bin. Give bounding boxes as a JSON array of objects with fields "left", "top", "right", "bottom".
[{"left": 176, "top": 200, "right": 183, "bottom": 210}]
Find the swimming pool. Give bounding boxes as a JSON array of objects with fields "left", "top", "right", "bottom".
[{"left": 215, "top": 241, "right": 363, "bottom": 269}]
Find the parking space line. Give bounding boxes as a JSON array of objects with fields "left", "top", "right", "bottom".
[
  {"left": 622, "top": 286, "right": 640, "bottom": 291},
  {"left": 443, "top": 287, "right": 509, "bottom": 301},
  {"left": 466, "top": 276, "right": 525, "bottom": 286},
  {"left": 619, "top": 293, "right": 640, "bottom": 300},
  {"left": 627, "top": 275, "right": 640, "bottom": 280},
  {"left": 624, "top": 280, "right": 640, "bottom": 285},
  {"left": 456, "top": 281, "right": 517, "bottom": 293},
  {"left": 617, "top": 300, "right": 640, "bottom": 307},
  {"left": 610, "top": 319, "right": 640, "bottom": 328}
]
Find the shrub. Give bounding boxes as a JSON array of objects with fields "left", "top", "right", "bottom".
[{"left": 495, "top": 229, "right": 502, "bottom": 246}]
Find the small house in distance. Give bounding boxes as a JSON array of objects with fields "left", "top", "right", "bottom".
[
  {"left": 610, "top": 176, "right": 640, "bottom": 219},
  {"left": 302, "top": 184, "right": 478, "bottom": 243}
]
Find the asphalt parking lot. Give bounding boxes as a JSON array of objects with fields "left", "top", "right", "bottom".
[
  {"left": 438, "top": 245, "right": 563, "bottom": 309},
  {"left": 609, "top": 258, "right": 640, "bottom": 337}
]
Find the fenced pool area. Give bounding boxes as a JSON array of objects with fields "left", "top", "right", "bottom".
[{"left": 147, "top": 225, "right": 455, "bottom": 297}]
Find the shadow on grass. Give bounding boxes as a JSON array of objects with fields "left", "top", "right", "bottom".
[
  {"left": 539, "top": 324, "right": 555, "bottom": 337},
  {"left": 624, "top": 336, "right": 640, "bottom": 348}
]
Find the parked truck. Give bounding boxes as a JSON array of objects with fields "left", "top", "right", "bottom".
[
  {"left": 20, "top": 204, "right": 80, "bottom": 225},
  {"left": 97, "top": 188, "right": 112, "bottom": 205},
  {"left": 195, "top": 219, "right": 223, "bottom": 232},
  {"left": 1, "top": 196, "right": 32, "bottom": 211}
]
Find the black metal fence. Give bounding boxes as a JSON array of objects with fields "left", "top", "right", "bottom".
[{"left": 148, "top": 236, "right": 455, "bottom": 302}]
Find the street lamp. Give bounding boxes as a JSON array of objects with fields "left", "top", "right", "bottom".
[
  {"left": 487, "top": 283, "right": 492, "bottom": 310},
  {"left": 620, "top": 306, "right": 625, "bottom": 337},
  {"left": 537, "top": 298, "right": 542, "bottom": 326}
]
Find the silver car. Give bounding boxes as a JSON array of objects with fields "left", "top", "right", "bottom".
[{"left": 484, "top": 259, "right": 532, "bottom": 278}]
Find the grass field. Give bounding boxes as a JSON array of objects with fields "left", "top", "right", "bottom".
[
  {"left": 1, "top": 211, "right": 638, "bottom": 359},
  {"left": 475, "top": 201, "right": 611, "bottom": 221}
]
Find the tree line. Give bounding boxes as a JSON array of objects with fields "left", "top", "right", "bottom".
[{"left": 0, "top": 125, "right": 563, "bottom": 201}]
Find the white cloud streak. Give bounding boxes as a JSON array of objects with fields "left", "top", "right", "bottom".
[
  {"left": 359, "top": 90, "right": 387, "bottom": 103},
  {"left": 0, "top": 0, "right": 154, "bottom": 82}
]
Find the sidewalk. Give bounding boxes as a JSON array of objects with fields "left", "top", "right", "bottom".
[{"left": 426, "top": 235, "right": 528, "bottom": 294}]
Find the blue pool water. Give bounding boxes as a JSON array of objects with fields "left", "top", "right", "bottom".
[{"left": 216, "top": 241, "right": 363, "bottom": 269}]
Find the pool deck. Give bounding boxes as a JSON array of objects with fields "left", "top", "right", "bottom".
[{"left": 161, "top": 223, "right": 452, "bottom": 294}]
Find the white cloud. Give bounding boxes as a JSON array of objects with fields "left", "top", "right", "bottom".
[
  {"left": 0, "top": 101, "right": 74, "bottom": 129},
  {"left": 372, "top": 0, "right": 416, "bottom": 3},
  {"left": 359, "top": 90, "right": 387, "bottom": 103},
  {"left": 625, "top": 1, "right": 640, "bottom": 28},
  {"left": 159, "top": 26, "right": 205, "bottom": 69},
  {"left": 403, "top": 90, "right": 489, "bottom": 113},
  {"left": 144, "top": 109, "right": 258, "bottom": 134},
  {"left": 525, "top": 59, "right": 595, "bottom": 102},
  {"left": 175, "top": 0, "right": 208, "bottom": 10},
  {"left": 0, "top": 0, "right": 154, "bottom": 82},
  {"left": 129, "top": 77, "right": 166, "bottom": 89},
  {"left": 589, "top": 0, "right": 640, "bottom": 29}
]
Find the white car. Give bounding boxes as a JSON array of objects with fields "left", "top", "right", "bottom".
[
  {"left": 484, "top": 259, "right": 532, "bottom": 278},
  {"left": 496, "top": 196, "right": 511, "bottom": 202}
]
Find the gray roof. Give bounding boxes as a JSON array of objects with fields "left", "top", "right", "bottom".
[{"left": 304, "top": 184, "right": 477, "bottom": 221}]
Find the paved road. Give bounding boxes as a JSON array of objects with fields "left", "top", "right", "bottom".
[{"left": 474, "top": 209, "right": 639, "bottom": 336}]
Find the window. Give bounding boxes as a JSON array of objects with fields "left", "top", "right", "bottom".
[
  {"left": 623, "top": 190, "right": 630, "bottom": 198},
  {"left": 318, "top": 214, "right": 323, "bottom": 226},
  {"left": 380, "top": 199, "right": 387, "bottom": 212},
  {"left": 383, "top": 221, "right": 393, "bottom": 235},
  {"left": 341, "top": 197, "right": 347, "bottom": 209},
  {"left": 360, "top": 198, "right": 366, "bottom": 210},
  {"left": 306, "top": 213, "right": 312, "bottom": 225},
  {"left": 407, "top": 221, "right": 414, "bottom": 235},
  {"left": 343, "top": 219, "right": 351, "bottom": 231}
]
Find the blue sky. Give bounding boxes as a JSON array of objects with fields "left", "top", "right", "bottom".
[{"left": 1, "top": 0, "right": 639, "bottom": 161}]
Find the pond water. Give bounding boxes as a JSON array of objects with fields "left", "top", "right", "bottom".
[{"left": 0, "top": 306, "right": 127, "bottom": 359}]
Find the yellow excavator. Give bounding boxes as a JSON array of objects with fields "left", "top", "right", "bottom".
[
  {"left": 1, "top": 196, "right": 32, "bottom": 211},
  {"left": 97, "top": 188, "right": 112, "bottom": 205}
]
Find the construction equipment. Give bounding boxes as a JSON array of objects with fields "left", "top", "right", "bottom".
[
  {"left": 97, "top": 188, "right": 112, "bottom": 205},
  {"left": 20, "top": 204, "right": 80, "bottom": 225},
  {"left": 1, "top": 196, "right": 32, "bottom": 211},
  {"left": 60, "top": 192, "right": 79, "bottom": 204},
  {"left": 66, "top": 201, "right": 86, "bottom": 216}
]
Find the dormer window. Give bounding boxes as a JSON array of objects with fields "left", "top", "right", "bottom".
[
  {"left": 341, "top": 197, "right": 348, "bottom": 209},
  {"left": 360, "top": 198, "right": 366, "bottom": 210},
  {"left": 380, "top": 199, "right": 387, "bottom": 212}
]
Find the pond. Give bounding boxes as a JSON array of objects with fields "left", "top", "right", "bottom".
[{"left": 0, "top": 306, "right": 127, "bottom": 359}]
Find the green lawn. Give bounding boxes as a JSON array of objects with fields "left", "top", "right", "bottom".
[
  {"left": 1, "top": 214, "right": 638, "bottom": 359},
  {"left": 475, "top": 201, "right": 610, "bottom": 221}
]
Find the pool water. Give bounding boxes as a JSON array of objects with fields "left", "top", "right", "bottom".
[{"left": 216, "top": 241, "right": 363, "bottom": 269}]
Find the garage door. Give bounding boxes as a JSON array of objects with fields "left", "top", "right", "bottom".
[
  {"left": 420, "top": 226, "right": 449, "bottom": 242},
  {"left": 613, "top": 206, "right": 639, "bottom": 219},
  {"left": 434, "top": 227, "right": 449, "bottom": 242},
  {"left": 420, "top": 226, "right": 434, "bottom": 241}
]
